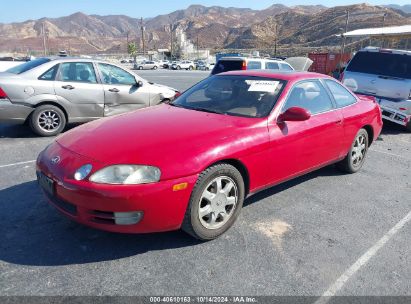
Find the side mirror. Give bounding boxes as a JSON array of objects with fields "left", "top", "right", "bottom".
[{"left": 277, "top": 106, "right": 311, "bottom": 123}]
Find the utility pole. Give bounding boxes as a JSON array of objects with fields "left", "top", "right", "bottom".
[
  {"left": 274, "top": 23, "right": 278, "bottom": 57},
  {"left": 339, "top": 10, "right": 350, "bottom": 71},
  {"left": 170, "top": 23, "right": 174, "bottom": 60},
  {"left": 140, "top": 17, "right": 145, "bottom": 57},
  {"left": 382, "top": 12, "right": 387, "bottom": 48},
  {"left": 42, "top": 22, "right": 47, "bottom": 56},
  {"left": 196, "top": 35, "right": 199, "bottom": 60}
]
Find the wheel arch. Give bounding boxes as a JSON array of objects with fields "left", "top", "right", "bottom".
[
  {"left": 362, "top": 125, "right": 374, "bottom": 146},
  {"left": 30, "top": 101, "right": 69, "bottom": 122},
  {"left": 206, "top": 159, "right": 250, "bottom": 197}
]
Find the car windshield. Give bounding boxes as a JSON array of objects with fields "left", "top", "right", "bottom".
[
  {"left": 6, "top": 57, "right": 51, "bottom": 74},
  {"left": 346, "top": 51, "right": 411, "bottom": 79},
  {"left": 172, "top": 75, "right": 286, "bottom": 118}
]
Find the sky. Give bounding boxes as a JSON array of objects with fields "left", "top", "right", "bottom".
[{"left": 0, "top": 0, "right": 409, "bottom": 23}]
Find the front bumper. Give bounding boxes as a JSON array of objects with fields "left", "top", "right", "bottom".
[
  {"left": 36, "top": 144, "right": 198, "bottom": 234},
  {"left": 377, "top": 98, "right": 410, "bottom": 127},
  {"left": 0, "top": 99, "right": 33, "bottom": 124}
]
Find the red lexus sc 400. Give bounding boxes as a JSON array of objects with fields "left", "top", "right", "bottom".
[{"left": 37, "top": 71, "right": 383, "bottom": 240}]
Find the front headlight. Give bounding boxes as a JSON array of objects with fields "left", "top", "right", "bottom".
[{"left": 89, "top": 165, "right": 161, "bottom": 185}]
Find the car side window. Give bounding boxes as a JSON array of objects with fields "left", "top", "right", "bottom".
[
  {"left": 325, "top": 80, "right": 357, "bottom": 108},
  {"left": 60, "top": 62, "right": 97, "bottom": 83},
  {"left": 247, "top": 61, "right": 262, "bottom": 70},
  {"left": 265, "top": 62, "right": 279, "bottom": 70},
  {"left": 280, "top": 63, "right": 293, "bottom": 71},
  {"left": 98, "top": 63, "right": 136, "bottom": 86},
  {"left": 38, "top": 64, "right": 59, "bottom": 81},
  {"left": 283, "top": 80, "right": 334, "bottom": 115}
]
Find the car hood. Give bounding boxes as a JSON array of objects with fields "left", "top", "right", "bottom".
[
  {"left": 56, "top": 104, "right": 263, "bottom": 178},
  {"left": 149, "top": 82, "right": 177, "bottom": 92}
]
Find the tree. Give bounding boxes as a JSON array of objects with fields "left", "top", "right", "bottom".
[{"left": 127, "top": 42, "right": 138, "bottom": 62}]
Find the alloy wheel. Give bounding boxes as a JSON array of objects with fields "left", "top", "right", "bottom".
[
  {"left": 38, "top": 110, "right": 61, "bottom": 132},
  {"left": 198, "top": 176, "right": 238, "bottom": 230},
  {"left": 351, "top": 134, "right": 367, "bottom": 167}
]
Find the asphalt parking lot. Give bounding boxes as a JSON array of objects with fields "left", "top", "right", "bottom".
[{"left": 0, "top": 70, "right": 410, "bottom": 298}]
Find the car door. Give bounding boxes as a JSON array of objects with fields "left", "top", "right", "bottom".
[
  {"left": 54, "top": 61, "right": 105, "bottom": 119},
  {"left": 271, "top": 79, "right": 344, "bottom": 177},
  {"left": 324, "top": 79, "right": 364, "bottom": 157},
  {"left": 96, "top": 63, "right": 152, "bottom": 116}
]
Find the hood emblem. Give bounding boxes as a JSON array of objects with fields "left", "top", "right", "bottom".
[{"left": 51, "top": 156, "right": 61, "bottom": 165}]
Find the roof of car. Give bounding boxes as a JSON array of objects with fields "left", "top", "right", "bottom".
[
  {"left": 218, "top": 70, "right": 332, "bottom": 81},
  {"left": 46, "top": 56, "right": 110, "bottom": 63}
]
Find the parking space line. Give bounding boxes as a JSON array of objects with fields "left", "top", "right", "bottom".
[
  {"left": 370, "top": 148, "right": 411, "bottom": 160},
  {"left": 0, "top": 160, "right": 36, "bottom": 169},
  {"left": 315, "top": 210, "right": 411, "bottom": 304}
]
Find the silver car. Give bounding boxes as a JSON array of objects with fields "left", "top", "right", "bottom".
[
  {"left": 342, "top": 47, "right": 411, "bottom": 132},
  {"left": 135, "top": 61, "right": 159, "bottom": 70},
  {"left": 0, "top": 57, "right": 178, "bottom": 136}
]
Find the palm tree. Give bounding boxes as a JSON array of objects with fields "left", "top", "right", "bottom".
[{"left": 127, "top": 42, "right": 138, "bottom": 63}]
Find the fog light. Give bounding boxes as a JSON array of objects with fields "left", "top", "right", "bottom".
[
  {"left": 114, "top": 211, "right": 143, "bottom": 225},
  {"left": 74, "top": 164, "right": 92, "bottom": 181}
]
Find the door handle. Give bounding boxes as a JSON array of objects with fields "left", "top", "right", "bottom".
[
  {"left": 62, "top": 85, "right": 74, "bottom": 90},
  {"left": 335, "top": 119, "right": 343, "bottom": 125},
  {"left": 109, "top": 88, "right": 119, "bottom": 93}
]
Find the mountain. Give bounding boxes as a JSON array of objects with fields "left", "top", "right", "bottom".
[
  {"left": 384, "top": 4, "right": 411, "bottom": 14},
  {"left": 0, "top": 3, "right": 409, "bottom": 55}
]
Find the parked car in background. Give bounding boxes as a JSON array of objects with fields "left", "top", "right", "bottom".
[
  {"left": 0, "top": 57, "right": 179, "bottom": 136},
  {"left": 342, "top": 47, "right": 411, "bottom": 132},
  {"left": 158, "top": 60, "right": 169, "bottom": 68},
  {"left": 172, "top": 60, "right": 195, "bottom": 70},
  {"left": 211, "top": 57, "right": 295, "bottom": 75},
  {"left": 134, "top": 61, "right": 159, "bottom": 70},
  {"left": 0, "top": 56, "right": 31, "bottom": 72},
  {"left": 197, "top": 61, "right": 215, "bottom": 71},
  {"left": 37, "top": 70, "right": 382, "bottom": 240}
]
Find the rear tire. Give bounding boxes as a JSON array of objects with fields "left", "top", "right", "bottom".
[
  {"left": 153, "top": 66, "right": 158, "bottom": 70},
  {"left": 181, "top": 163, "right": 245, "bottom": 241},
  {"left": 177, "top": 66, "right": 181, "bottom": 70},
  {"left": 406, "top": 121, "right": 411, "bottom": 133},
  {"left": 337, "top": 128, "right": 369, "bottom": 173},
  {"left": 138, "top": 66, "right": 143, "bottom": 70},
  {"left": 29, "top": 105, "right": 66, "bottom": 137}
]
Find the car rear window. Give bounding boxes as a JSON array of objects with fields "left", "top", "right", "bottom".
[
  {"left": 6, "top": 58, "right": 51, "bottom": 74},
  {"left": 211, "top": 60, "right": 245, "bottom": 75},
  {"left": 346, "top": 51, "right": 411, "bottom": 79}
]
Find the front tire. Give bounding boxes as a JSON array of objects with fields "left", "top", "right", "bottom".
[
  {"left": 337, "top": 128, "right": 369, "bottom": 173},
  {"left": 29, "top": 105, "right": 66, "bottom": 137},
  {"left": 177, "top": 66, "right": 181, "bottom": 70},
  {"left": 406, "top": 121, "right": 411, "bottom": 133},
  {"left": 181, "top": 163, "right": 245, "bottom": 241}
]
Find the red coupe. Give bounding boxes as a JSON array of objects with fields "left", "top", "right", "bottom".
[{"left": 36, "top": 71, "right": 383, "bottom": 240}]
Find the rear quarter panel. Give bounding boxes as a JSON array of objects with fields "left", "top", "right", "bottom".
[{"left": 341, "top": 95, "right": 382, "bottom": 155}]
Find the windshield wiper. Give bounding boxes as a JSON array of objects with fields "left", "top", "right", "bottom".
[
  {"left": 188, "top": 107, "right": 224, "bottom": 114},
  {"left": 169, "top": 104, "right": 224, "bottom": 114}
]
